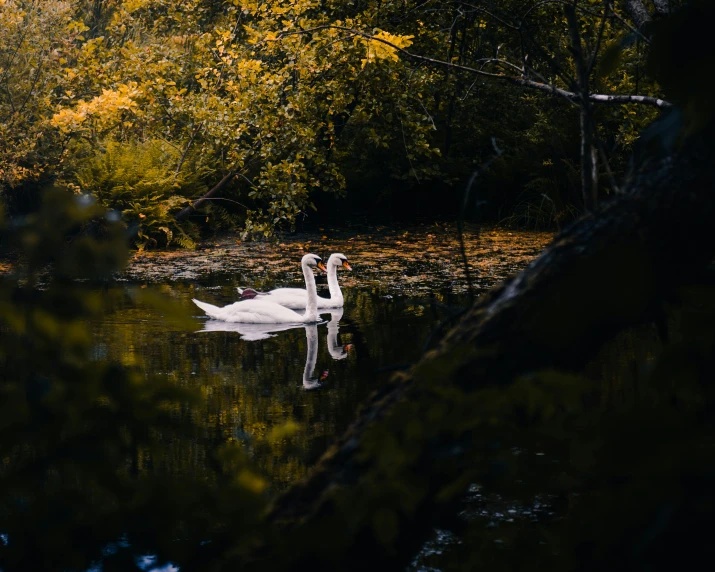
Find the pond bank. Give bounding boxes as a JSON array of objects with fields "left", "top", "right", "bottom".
[{"left": 124, "top": 223, "right": 553, "bottom": 297}]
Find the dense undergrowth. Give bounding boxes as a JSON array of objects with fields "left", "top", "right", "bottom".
[{"left": 0, "top": 1, "right": 666, "bottom": 247}]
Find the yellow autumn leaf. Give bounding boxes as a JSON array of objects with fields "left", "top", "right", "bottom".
[{"left": 357, "top": 30, "right": 414, "bottom": 68}]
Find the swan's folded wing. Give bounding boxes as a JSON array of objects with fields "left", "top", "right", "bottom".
[
  {"left": 261, "top": 288, "right": 342, "bottom": 309},
  {"left": 259, "top": 288, "right": 308, "bottom": 308}
]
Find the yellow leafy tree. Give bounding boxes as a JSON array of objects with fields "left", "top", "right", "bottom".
[{"left": 357, "top": 30, "right": 414, "bottom": 68}]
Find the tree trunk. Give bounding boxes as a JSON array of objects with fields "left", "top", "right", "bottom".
[
  {"left": 580, "top": 104, "right": 599, "bottom": 209},
  {"left": 626, "top": 0, "right": 652, "bottom": 28},
  {"left": 230, "top": 119, "right": 715, "bottom": 571},
  {"left": 566, "top": 4, "right": 599, "bottom": 210},
  {"left": 652, "top": 0, "right": 671, "bottom": 16}
]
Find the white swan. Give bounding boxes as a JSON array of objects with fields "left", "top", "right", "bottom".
[
  {"left": 192, "top": 254, "right": 326, "bottom": 323},
  {"left": 237, "top": 253, "right": 351, "bottom": 309}
]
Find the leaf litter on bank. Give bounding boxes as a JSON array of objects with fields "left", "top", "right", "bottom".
[{"left": 124, "top": 224, "right": 552, "bottom": 297}]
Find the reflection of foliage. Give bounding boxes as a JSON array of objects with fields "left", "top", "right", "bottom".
[{"left": 0, "top": 190, "right": 267, "bottom": 570}]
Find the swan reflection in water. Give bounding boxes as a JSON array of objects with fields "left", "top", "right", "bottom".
[{"left": 198, "top": 309, "right": 352, "bottom": 390}]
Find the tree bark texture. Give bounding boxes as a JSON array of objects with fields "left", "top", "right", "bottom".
[
  {"left": 626, "top": 0, "right": 652, "bottom": 28},
  {"left": 246, "top": 120, "right": 715, "bottom": 571},
  {"left": 652, "top": 0, "right": 671, "bottom": 16}
]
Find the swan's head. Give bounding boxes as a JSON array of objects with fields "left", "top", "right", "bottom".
[
  {"left": 328, "top": 253, "right": 352, "bottom": 271},
  {"left": 303, "top": 253, "right": 327, "bottom": 272}
]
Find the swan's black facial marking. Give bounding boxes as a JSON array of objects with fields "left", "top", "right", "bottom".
[
  {"left": 341, "top": 257, "right": 352, "bottom": 270},
  {"left": 314, "top": 256, "right": 327, "bottom": 272}
]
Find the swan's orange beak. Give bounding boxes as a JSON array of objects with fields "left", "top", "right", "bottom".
[
  {"left": 342, "top": 260, "right": 352, "bottom": 270},
  {"left": 317, "top": 261, "right": 327, "bottom": 272}
]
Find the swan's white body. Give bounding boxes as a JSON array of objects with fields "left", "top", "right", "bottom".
[
  {"left": 192, "top": 254, "right": 324, "bottom": 323},
  {"left": 237, "top": 253, "right": 351, "bottom": 309}
]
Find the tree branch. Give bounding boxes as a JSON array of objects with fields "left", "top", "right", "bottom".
[
  {"left": 174, "top": 170, "right": 236, "bottom": 221},
  {"left": 587, "top": 1, "right": 612, "bottom": 76},
  {"left": 274, "top": 26, "right": 671, "bottom": 109},
  {"left": 174, "top": 123, "right": 203, "bottom": 177}
]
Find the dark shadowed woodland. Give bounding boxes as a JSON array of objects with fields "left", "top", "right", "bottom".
[{"left": 1, "top": 1, "right": 715, "bottom": 571}]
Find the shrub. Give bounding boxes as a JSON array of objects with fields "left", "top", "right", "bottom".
[{"left": 73, "top": 139, "right": 211, "bottom": 249}]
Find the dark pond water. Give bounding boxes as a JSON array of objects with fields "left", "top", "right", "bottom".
[
  {"left": 93, "top": 285, "right": 472, "bottom": 488},
  {"left": 96, "top": 224, "right": 553, "bottom": 489},
  {"left": 0, "top": 224, "right": 554, "bottom": 571},
  {"left": 5, "top": 218, "right": 707, "bottom": 572},
  {"left": 4, "top": 222, "right": 685, "bottom": 571}
]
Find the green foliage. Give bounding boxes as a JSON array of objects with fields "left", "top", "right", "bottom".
[
  {"left": 72, "top": 139, "right": 208, "bottom": 249},
  {"left": 1, "top": 0, "right": 668, "bottom": 241},
  {"left": 0, "top": 189, "right": 268, "bottom": 570},
  {"left": 0, "top": 1, "right": 77, "bottom": 194}
]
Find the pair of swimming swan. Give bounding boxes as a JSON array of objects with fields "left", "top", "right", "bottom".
[{"left": 192, "top": 253, "right": 351, "bottom": 324}]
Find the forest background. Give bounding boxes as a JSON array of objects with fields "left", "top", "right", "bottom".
[
  {"left": 3, "top": 2, "right": 715, "bottom": 571},
  {"left": 0, "top": 0, "right": 672, "bottom": 249}
]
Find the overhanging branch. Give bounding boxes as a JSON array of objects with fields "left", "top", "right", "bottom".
[{"left": 275, "top": 26, "right": 671, "bottom": 109}]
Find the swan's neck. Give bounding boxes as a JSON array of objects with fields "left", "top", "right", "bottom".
[
  {"left": 327, "top": 264, "right": 343, "bottom": 303},
  {"left": 302, "top": 260, "right": 318, "bottom": 322},
  {"left": 327, "top": 309, "right": 345, "bottom": 359},
  {"left": 303, "top": 324, "right": 318, "bottom": 386}
]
